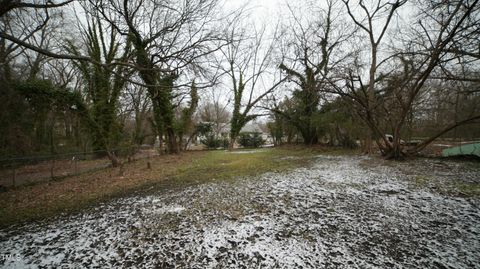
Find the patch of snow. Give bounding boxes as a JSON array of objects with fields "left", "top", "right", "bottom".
[
  {"left": 1, "top": 155, "right": 479, "bottom": 268},
  {"left": 229, "top": 149, "right": 265, "bottom": 154},
  {"left": 434, "top": 144, "right": 453, "bottom": 147}
]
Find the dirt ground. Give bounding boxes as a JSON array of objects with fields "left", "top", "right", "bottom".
[{"left": 0, "top": 154, "right": 479, "bottom": 268}]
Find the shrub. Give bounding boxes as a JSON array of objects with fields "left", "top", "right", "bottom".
[
  {"left": 238, "top": 132, "right": 265, "bottom": 148},
  {"left": 201, "top": 135, "right": 229, "bottom": 149}
]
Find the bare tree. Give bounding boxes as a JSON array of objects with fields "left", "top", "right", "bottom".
[
  {"left": 270, "top": 0, "right": 352, "bottom": 145},
  {"left": 0, "top": 1, "right": 103, "bottom": 64},
  {"left": 341, "top": 0, "right": 406, "bottom": 154},
  {"left": 123, "top": 83, "right": 152, "bottom": 145},
  {"left": 91, "top": 0, "right": 222, "bottom": 153},
  {"left": 218, "top": 17, "right": 286, "bottom": 149},
  {"left": 0, "top": 0, "right": 157, "bottom": 76},
  {"left": 336, "top": 0, "right": 480, "bottom": 158},
  {"left": 0, "top": 0, "right": 74, "bottom": 17},
  {"left": 0, "top": 6, "right": 61, "bottom": 81},
  {"left": 198, "top": 88, "right": 231, "bottom": 137}
]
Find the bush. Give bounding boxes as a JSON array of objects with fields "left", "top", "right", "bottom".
[
  {"left": 238, "top": 132, "right": 265, "bottom": 148},
  {"left": 201, "top": 135, "right": 229, "bottom": 149}
]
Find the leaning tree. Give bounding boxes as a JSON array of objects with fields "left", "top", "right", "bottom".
[{"left": 335, "top": 0, "right": 480, "bottom": 158}]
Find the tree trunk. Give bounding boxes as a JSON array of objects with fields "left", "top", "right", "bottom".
[
  {"left": 158, "top": 135, "right": 164, "bottom": 154},
  {"left": 106, "top": 151, "right": 121, "bottom": 167},
  {"left": 184, "top": 132, "right": 196, "bottom": 151},
  {"left": 165, "top": 128, "right": 178, "bottom": 154},
  {"left": 363, "top": 134, "right": 373, "bottom": 154},
  {"left": 132, "top": 38, "right": 178, "bottom": 155},
  {"left": 300, "top": 127, "right": 318, "bottom": 145},
  {"left": 133, "top": 113, "right": 144, "bottom": 145},
  {"left": 386, "top": 125, "right": 406, "bottom": 159},
  {"left": 229, "top": 132, "right": 238, "bottom": 150}
]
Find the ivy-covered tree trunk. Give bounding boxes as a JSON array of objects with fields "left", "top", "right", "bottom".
[
  {"left": 229, "top": 114, "right": 242, "bottom": 150},
  {"left": 176, "top": 82, "right": 199, "bottom": 150},
  {"left": 229, "top": 109, "right": 252, "bottom": 150},
  {"left": 229, "top": 99, "right": 241, "bottom": 149},
  {"left": 229, "top": 114, "right": 257, "bottom": 149},
  {"left": 154, "top": 76, "right": 178, "bottom": 154},
  {"left": 150, "top": 101, "right": 164, "bottom": 153},
  {"left": 132, "top": 48, "right": 200, "bottom": 154},
  {"left": 68, "top": 20, "right": 130, "bottom": 167},
  {"left": 129, "top": 33, "right": 180, "bottom": 154},
  {"left": 299, "top": 126, "right": 318, "bottom": 145},
  {"left": 277, "top": 64, "right": 322, "bottom": 145},
  {"left": 227, "top": 73, "right": 259, "bottom": 150}
]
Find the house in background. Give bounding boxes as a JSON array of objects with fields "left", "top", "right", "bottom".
[
  {"left": 189, "top": 121, "right": 273, "bottom": 149},
  {"left": 240, "top": 122, "right": 273, "bottom": 146}
]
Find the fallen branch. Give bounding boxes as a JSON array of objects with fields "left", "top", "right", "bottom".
[{"left": 408, "top": 114, "right": 480, "bottom": 154}]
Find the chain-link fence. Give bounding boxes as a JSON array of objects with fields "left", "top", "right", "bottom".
[{"left": 0, "top": 146, "right": 159, "bottom": 189}]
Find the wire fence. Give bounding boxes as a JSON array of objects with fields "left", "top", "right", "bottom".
[{"left": 0, "top": 146, "right": 159, "bottom": 189}]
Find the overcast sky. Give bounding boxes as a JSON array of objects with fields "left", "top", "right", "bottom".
[{"left": 64, "top": 0, "right": 419, "bottom": 122}]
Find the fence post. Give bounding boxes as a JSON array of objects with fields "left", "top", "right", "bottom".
[
  {"left": 147, "top": 151, "right": 151, "bottom": 169},
  {"left": 74, "top": 156, "right": 78, "bottom": 175},
  {"left": 50, "top": 158, "right": 55, "bottom": 180}
]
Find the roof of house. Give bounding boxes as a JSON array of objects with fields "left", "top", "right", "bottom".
[{"left": 241, "top": 123, "right": 263, "bottom": 133}]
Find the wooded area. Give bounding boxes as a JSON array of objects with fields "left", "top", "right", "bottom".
[
  {"left": 1, "top": 2, "right": 480, "bottom": 267},
  {"left": 1, "top": 0, "right": 479, "bottom": 163}
]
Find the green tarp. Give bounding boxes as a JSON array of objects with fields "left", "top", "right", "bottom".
[{"left": 442, "top": 143, "right": 480, "bottom": 157}]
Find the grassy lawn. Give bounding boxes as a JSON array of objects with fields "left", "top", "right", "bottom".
[{"left": 0, "top": 146, "right": 343, "bottom": 228}]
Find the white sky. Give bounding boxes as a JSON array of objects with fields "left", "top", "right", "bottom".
[{"left": 59, "top": 0, "right": 420, "bottom": 122}]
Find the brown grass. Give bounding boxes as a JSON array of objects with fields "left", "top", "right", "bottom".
[{"left": 0, "top": 147, "right": 338, "bottom": 227}]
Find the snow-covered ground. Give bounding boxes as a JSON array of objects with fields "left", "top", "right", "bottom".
[{"left": 1, "top": 155, "right": 479, "bottom": 268}]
